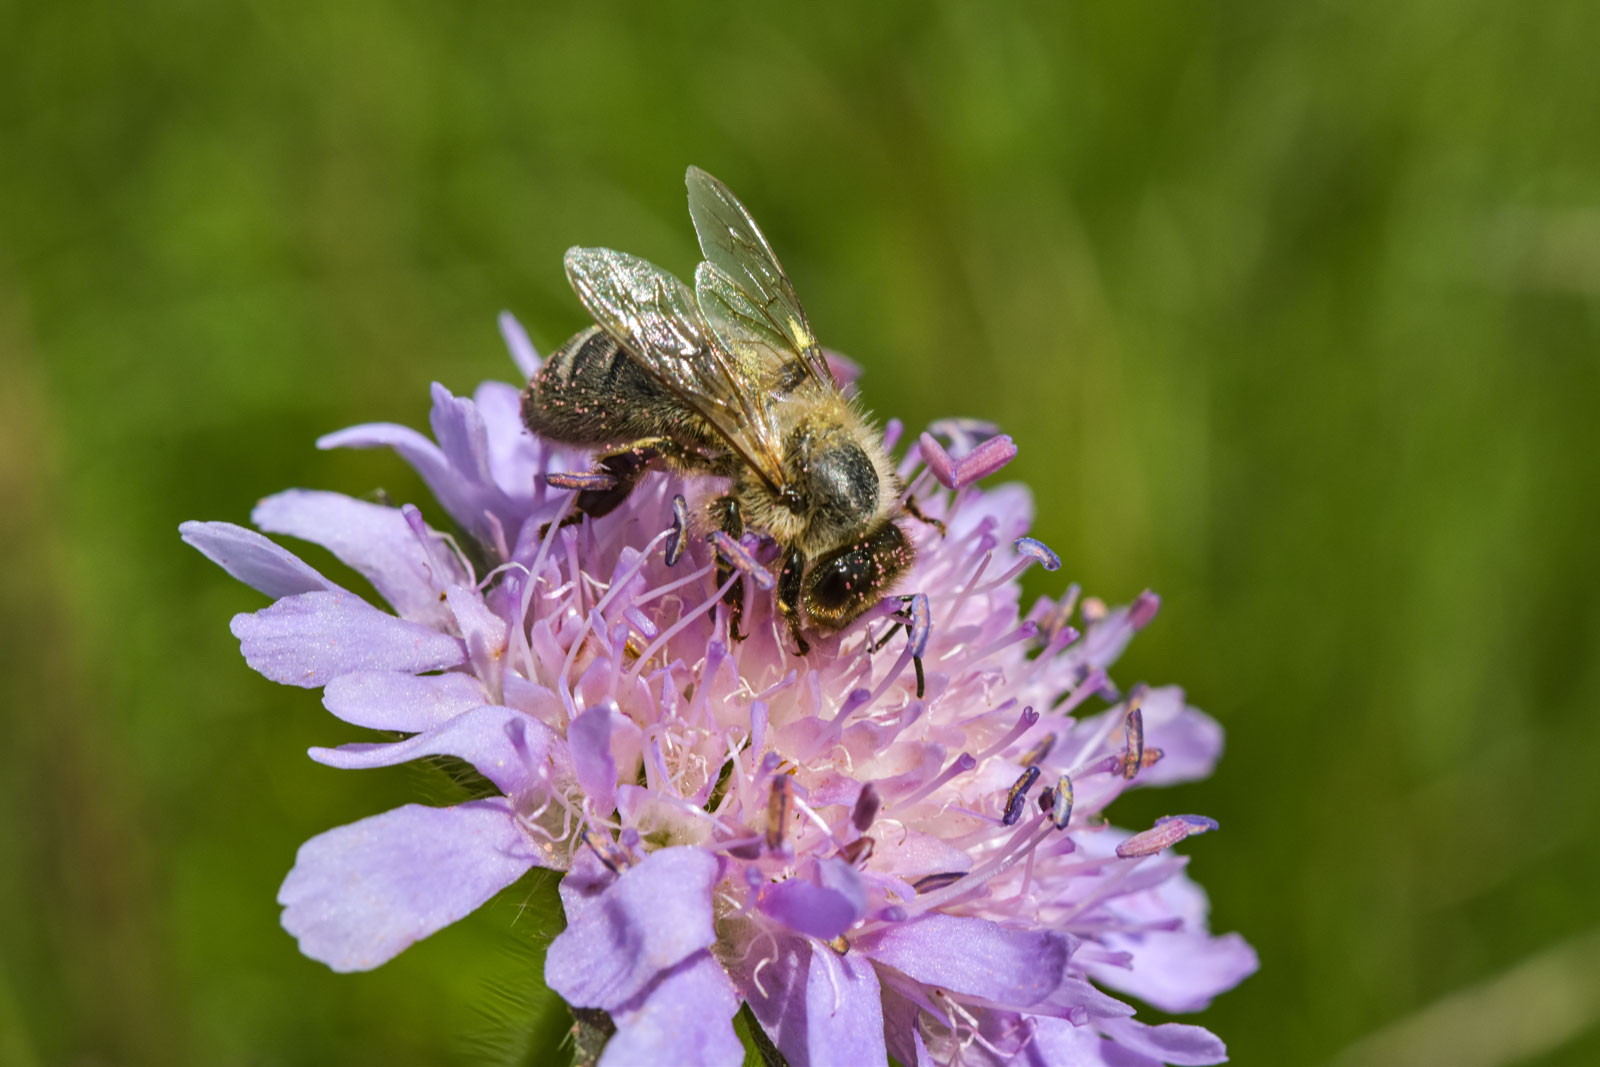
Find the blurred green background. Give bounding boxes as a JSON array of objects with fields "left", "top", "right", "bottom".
[{"left": 3, "top": 1, "right": 1598, "bottom": 1064}]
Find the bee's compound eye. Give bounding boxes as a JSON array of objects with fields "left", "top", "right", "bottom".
[
  {"left": 807, "top": 551, "right": 868, "bottom": 618},
  {"left": 804, "top": 523, "right": 914, "bottom": 629}
]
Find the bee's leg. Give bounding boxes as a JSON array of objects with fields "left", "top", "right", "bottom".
[
  {"left": 543, "top": 437, "right": 693, "bottom": 534},
  {"left": 711, "top": 494, "right": 747, "bottom": 641},
  {"left": 777, "top": 546, "right": 810, "bottom": 656},
  {"left": 903, "top": 497, "right": 947, "bottom": 537},
  {"left": 576, "top": 438, "right": 679, "bottom": 518}
]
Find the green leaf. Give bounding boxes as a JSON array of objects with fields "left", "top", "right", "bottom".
[{"left": 734, "top": 1003, "right": 790, "bottom": 1067}]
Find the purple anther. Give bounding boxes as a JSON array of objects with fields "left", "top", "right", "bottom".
[
  {"left": 912, "top": 871, "right": 968, "bottom": 893},
  {"left": 666, "top": 494, "right": 691, "bottom": 566},
  {"left": 1116, "top": 814, "right": 1218, "bottom": 859},
  {"left": 875, "top": 905, "right": 908, "bottom": 924},
  {"left": 727, "top": 839, "right": 763, "bottom": 860},
  {"left": 926, "top": 417, "right": 1002, "bottom": 452},
  {"left": 765, "top": 775, "right": 793, "bottom": 850},
  {"left": 1122, "top": 706, "right": 1145, "bottom": 781},
  {"left": 1047, "top": 774, "right": 1073, "bottom": 830},
  {"left": 1014, "top": 536, "right": 1061, "bottom": 572},
  {"left": 954, "top": 434, "right": 1017, "bottom": 488},
  {"left": 852, "top": 783, "right": 881, "bottom": 831},
  {"left": 1018, "top": 730, "right": 1055, "bottom": 768},
  {"left": 1162, "top": 814, "right": 1219, "bottom": 834},
  {"left": 839, "top": 836, "right": 875, "bottom": 865},
  {"left": 918, "top": 432, "right": 958, "bottom": 489},
  {"left": 745, "top": 864, "right": 766, "bottom": 889},
  {"left": 707, "top": 530, "right": 775, "bottom": 590},
  {"left": 1129, "top": 590, "right": 1161, "bottom": 630},
  {"left": 546, "top": 470, "right": 618, "bottom": 491},
  {"left": 907, "top": 593, "right": 931, "bottom": 658},
  {"left": 1002, "top": 765, "right": 1042, "bottom": 826}
]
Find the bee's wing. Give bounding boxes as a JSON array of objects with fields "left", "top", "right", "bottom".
[
  {"left": 563, "top": 246, "right": 790, "bottom": 494},
  {"left": 686, "top": 166, "right": 841, "bottom": 394}
]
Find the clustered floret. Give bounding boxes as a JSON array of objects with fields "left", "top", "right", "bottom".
[{"left": 182, "top": 314, "right": 1255, "bottom": 1066}]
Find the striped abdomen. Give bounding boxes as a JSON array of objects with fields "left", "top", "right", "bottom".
[{"left": 521, "top": 325, "right": 714, "bottom": 448}]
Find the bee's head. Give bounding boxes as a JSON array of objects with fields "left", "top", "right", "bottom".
[{"left": 803, "top": 520, "right": 914, "bottom": 630}]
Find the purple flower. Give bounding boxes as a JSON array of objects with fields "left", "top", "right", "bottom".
[{"left": 184, "top": 313, "right": 1254, "bottom": 1065}]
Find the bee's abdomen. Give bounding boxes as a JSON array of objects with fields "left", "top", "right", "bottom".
[{"left": 521, "top": 326, "right": 708, "bottom": 446}]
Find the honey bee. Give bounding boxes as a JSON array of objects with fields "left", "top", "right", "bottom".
[{"left": 521, "top": 166, "right": 916, "bottom": 654}]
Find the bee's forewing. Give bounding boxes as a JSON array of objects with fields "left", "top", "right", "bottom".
[
  {"left": 563, "top": 245, "right": 789, "bottom": 492},
  {"left": 686, "top": 167, "right": 837, "bottom": 391}
]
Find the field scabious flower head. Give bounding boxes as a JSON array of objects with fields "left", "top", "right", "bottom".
[{"left": 184, "top": 312, "right": 1255, "bottom": 1066}]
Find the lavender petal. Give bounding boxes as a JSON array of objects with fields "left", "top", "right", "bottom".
[
  {"left": 309, "top": 704, "right": 552, "bottom": 797},
  {"left": 759, "top": 876, "right": 862, "bottom": 941},
  {"left": 446, "top": 585, "right": 508, "bottom": 692},
  {"left": 321, "top": 670, "right": 489, "bottom": 732},
  {"left": 231, "top": 590, "right": 465, "bottom": 688},
  {"left": 729, "top": 930, "right": 811, "bottom": 1063},
  {"left": 278, "top": 799, "right": 538, "bottom": 972},
  {"left": 545, "top": 846, "right": 718, "bottom": 1011},
  {"left": 498, "top": 310, "right": 541, "bottom": 378},
  {"left": 474, "top": 380, "right": 541, "bottom": 503},
  {"left": 568, "top": 704, "right": 620, "bottom": 814},
  {"left": 317, "top": 420, "right": 497, "bottom": 541},
  {"left": 1026, "top": 975, "right": 1136, "bottom": 1023},
  {"left": 1134, "top": 687, "right": 1225, "bottom": 788},
  {"left": 179, "top": 521, "right": 338, "bottom": 600},
  {"left": 853, "top": 912, "right": 1069, "bottom": 1008},
  {"left": 428, "top": 383, "right": 505, "bottom": 519},
  {"left": 1090, "top": 929, "right": 1258, "bottom": 1015},
  {"left": 599, "top": 949, "right": 743, "bottom": 1067},
  {"left": 878, "top": 983, "right": 929, "bottom": 1067},
  {"left": 253, "top": 490, "right": 462, "bottom": 626},
  {"left": 1025, "top": 1018, "right": 1136, "bottom": 1066},
  {"left": 805, "top": 948, "right": 887, "bottom": 1067},
  {"left": 1098, "top": 1018, "right": 1229, "bottom": 1066}
]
